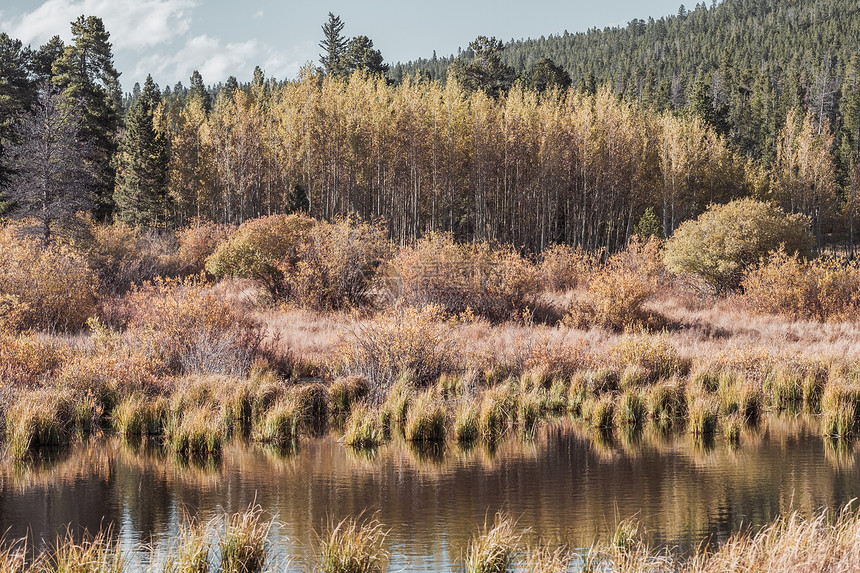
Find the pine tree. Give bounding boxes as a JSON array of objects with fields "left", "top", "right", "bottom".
[
  {"left": 319, "top": 13, "right": 349, "bottom": 78},
  {"left": 114, "top": 75, "right": 169, "bottom": 227},
  {"left": 189, "top": 70, "right": 212, "bottom": 112},
  {"left": 343, "top": 36, "right": 388, "bottom": 76},
  {"left": 51, "top": 15, "right": 122, "bottom": 218}
]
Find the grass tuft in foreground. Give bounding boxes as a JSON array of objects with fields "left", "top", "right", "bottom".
[{"left": 316, "top": 514, "right": 389, "bottom": 573}]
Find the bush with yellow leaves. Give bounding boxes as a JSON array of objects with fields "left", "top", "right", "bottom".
[
  {"left": 122, "top": 276, "right": 260, "bottom": 376},
  {"left": 206, "top": 214, "right": 388, "bottom": 310},
  {"left": 741, "top": 249, "right": 860, "bottom": 321},
  {"left": 337, "top": 304, "right": 459, "bottom": 398},
  {"left": 389, "top": 233, "right": 538, "bottom": 322},
  {"left": 0, "top": 224, "right": 99, "bottom": 332},
  {"left": 537, "top": 243, "right": 601, "bottom": 292},
  {"left": 564, "top": 236, "right": 662, "bottom": 331}
]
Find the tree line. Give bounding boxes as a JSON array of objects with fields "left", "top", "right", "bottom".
[{"left": 0, "top": 3, "right": 857, "bottom": 256}]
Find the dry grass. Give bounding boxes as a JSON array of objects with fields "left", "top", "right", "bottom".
[{"left": 316, "top": 513, "right": 389, "bottom": 573}]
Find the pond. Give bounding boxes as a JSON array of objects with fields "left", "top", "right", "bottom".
[{"left": 1, "top": 416, "right": 858, "bottom": 571}]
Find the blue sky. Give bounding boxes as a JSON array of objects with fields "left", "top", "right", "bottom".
[{"left": 0, "top": 0, "right": 688, "bottom": 90}]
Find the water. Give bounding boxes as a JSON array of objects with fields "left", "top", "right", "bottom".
[{"left": 1, "top": 416, "right": 858, "bottom": 571}]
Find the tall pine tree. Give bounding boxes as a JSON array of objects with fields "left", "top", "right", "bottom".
[
  {"left": 114, "top": 75, "right": 169, "bottom": 227},
  {"left": 319, "top": 13, "right": 348, "bottom": 78},
  {"left": 52, "top": 15, "right": 121, "bottom": 218}
]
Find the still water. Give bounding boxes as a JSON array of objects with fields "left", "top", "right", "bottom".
[{"left": 1, "top": 416, "right": 859, "bottom": 570}]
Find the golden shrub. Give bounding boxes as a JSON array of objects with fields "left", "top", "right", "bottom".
[
  {"left": 0, "top": 225, "right": 99, "bottom": 332},
  {"left": 337, "top": 304, "right": 459, "bottom": 397},
  {"left": 741, "top": 249, "right": 860, "bottom": 322},
  {"left": 389, "top": 233, "right": 538, "bottom": 322},
  {"left": 564, "top": 236, "right": 662, "bottom": 330},
  {"left": 123, "top": 276, "right": 260, "bottom": 376},
  {"left": 174, "top": 218, "right": 235, "bottom": 276},
  {"left": 537, "top": 243, "right": 601, "bottom": 292}
]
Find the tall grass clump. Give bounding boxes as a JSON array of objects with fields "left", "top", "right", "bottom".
[
  {"left": 821, "top": 382, "right": 860, "bottom": 438},
  {"left": 316, "top": 514, "right": 389, "bottom": 573},
  {"left": 219, "top": 505, "right": 272, "bottom": 573},
  {"left": 379, "top": 378, "right": 413, "bottom": 433},
  {"left": 582, "top": 395, "right": 616, "bottom": 432},
  {"left": 464, "top": 512, "right": 520, "bottom": 573},
  {"left": 403, "top": 391, "right": 446, "bottom": 442},
  {"left": 252, "top": 396, "right": 304, "bottom": 444},
  {"left": 454, "top": 402, "right": 480, "bottom": 444},
  {"left": 522, "top": 545, "right": 571, "bottom": 573},
  {"left": 646, "top": 380, "right": 686, "bottom": 428},
  {"left": 166, "top": 407, "right": 223, "bottom": 457},
  {"left": 5, "top": 388, "right": 73, "bottom": 458},
  {"left": 617, "top": 390, "right": 646, "bottom": 428},
  {"left": 329, "top": 376, "right": 370, "bottom": 419},
  {"left": 517, "top": 390, "right": 544, "bottom": 437},
  {"left": 112, "top": 394, "right": 158, "bottom": 436},
  {"left": 159, "top": 515, "right": 211, "bottom": 573},
  {"left": 342, "top": 404, "right": 384, "bottom": 449},
  {"left": 765, "top": 363, "right": 803, "bottom": 411},
  {"left": 478, "top": 385, "right": 516, "bottom": 442},
  {"left": 38, "top": 528, "right": 124, "bottom": 573},
  {"left": 688, "top": 394, "right": 719, "bottom": 437}
]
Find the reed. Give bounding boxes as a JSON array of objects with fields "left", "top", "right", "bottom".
[
  {"left": 522, "top": 545, "right": 571, "bottom": 573},
  {"left": 159, "top": 515, "right": 210, "bottom": 573},
  {"left": 329, "top": 376, "right": 370, "bottom": 418},
  {"left": 688, "top": 395, "right": 719, "bottom": 437},
  {"left": 403, "top": 391, "right": 446, "bottom": 442},
  {"left": 723, "top": 412, "right": 744, "bottom": 443},
  {"left": 617, "top": 390, "right": 646, "bottom": 428},
  {"left": 5, "top": 388, "right": 72, "bottom": 459},
  {"left": 583, "top": 395, "right": 615, "bottom": 432},
  {"left": 166, "top": 407, "right": 223, "bottom": 457},
  {"left": 342, "top": 403, "right": 384, "bottom": 449},
  {"left": 517, "top": 390, "right": 544, "bottom": 437},
  {"left": 379, "top": 380, "right": 413, "bottom": 433},
  {"left": 453, "top": 402, "right": 480, "bottom": 443},
  {"left": 464, "top": 512, "right": 519, "bottom": 573},
  {"left": 765, "top": 364, "right": 803, "bottom": 411},
  {"left": 252, "top": 397, "right": 303, "bottom": 444},
  {"left": 478, "top": 386, "right": 516, "bottom": 442},
  {"left": 316, "top": 514, "right": 389, "bottom": 573},
  {"left": 38, "top": 528, "right": 124, "bottom": 573},
  {"left": 218, "top": 505, "right": 271, "bottom": 573},
  {"left": 113, "top": 394, "right": 154, "bottom": 437},
  {"left": 646, "top": 380, "right": 685, "bottom": 428}
]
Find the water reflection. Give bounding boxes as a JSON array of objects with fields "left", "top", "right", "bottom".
[{"left": 0, "top": 415, "right": 858, "bottom": 571}]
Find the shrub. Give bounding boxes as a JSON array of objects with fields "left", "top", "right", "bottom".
[
  {"left": 537, "top": 243, "right": 600, "bottom": 292},
  {"left": 741, "top": 249, "right": 860, "bottom": 321},
  {"left": 122, "top": 277, "right": 259, "bottom": 376},
  {"left": 389, "top": 233, "right": 538, "bottom": 321},
  {"left": 564, "top": 236, "right": 662, "bottom": 330},
  {"left": 174, "top": 218, "right": 235, "bottom": 276},
  {"left": 77, "top": 218, "right": 175, "bottom": 295},
  {"left": 337, "top": 305, "right": 458, "bottom": 396},
  {"left": 663, "top": 198, "right": 813, "bottom": 292},
  {"left": 205, "top": 213, "right": 316, "bottom": 300},
  {"left": 206, "top": 214, "right": 388, "bottom": 309},
  {"left": 609, "top": 331, "right": 686, "bottom": 384},
  {"left": 0, "top": 225, "right": 99, "bottom": 332}
]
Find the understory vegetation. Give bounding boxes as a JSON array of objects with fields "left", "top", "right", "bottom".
[{"left": 1, "top": 205, "right": 860, "bottom": 464}]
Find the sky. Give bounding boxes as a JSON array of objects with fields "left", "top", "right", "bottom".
[{"left": 0, "top": 0, "right": 687, "bottom": 91}]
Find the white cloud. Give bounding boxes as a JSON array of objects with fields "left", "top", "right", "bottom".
[
  {"left": 0, "top": 0, "right": 196, "bottom": 51},
  {"left": 137, "top": 35, "right": 314, "bottom": 86},
  {"left": 253, "top": 10, "right": 264, "bottom": 19}
]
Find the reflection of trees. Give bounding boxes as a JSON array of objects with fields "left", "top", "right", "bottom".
[{"left": 0, "top": 416, "right": 858, "bottom": 568}]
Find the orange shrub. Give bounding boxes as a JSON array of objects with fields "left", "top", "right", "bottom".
[
  {"left": 741, "top": 250, "right": 860, "bottom": 321},
  {"left": 0, "top": 225, "right": 99, "bottom": 332},
  {"left": 0, "top": 333, "right": 68, "bottom": 387},
  {"left": 337, "top": 304, "right": 459, "bottom": 396},
  {"left": 206, "top": 214, "right": 388, "bottom": 310},
  {"left": 538, "top": 243, "right": 601, "bottom": 292},
  {"left": 77, "top": 218, "right": 176, "bottom": 294},
  {"left": 389, "top": 233, "right": 538, "bottom": 321},
  {"left": 565, "top": 236, "right": 663, "bottom": 330},
  {"left": 123, "top": 277, "right": 260, "bottom": 376},
  {"left": 174, "top": 218, "right": 235, "bottom": 276}
]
